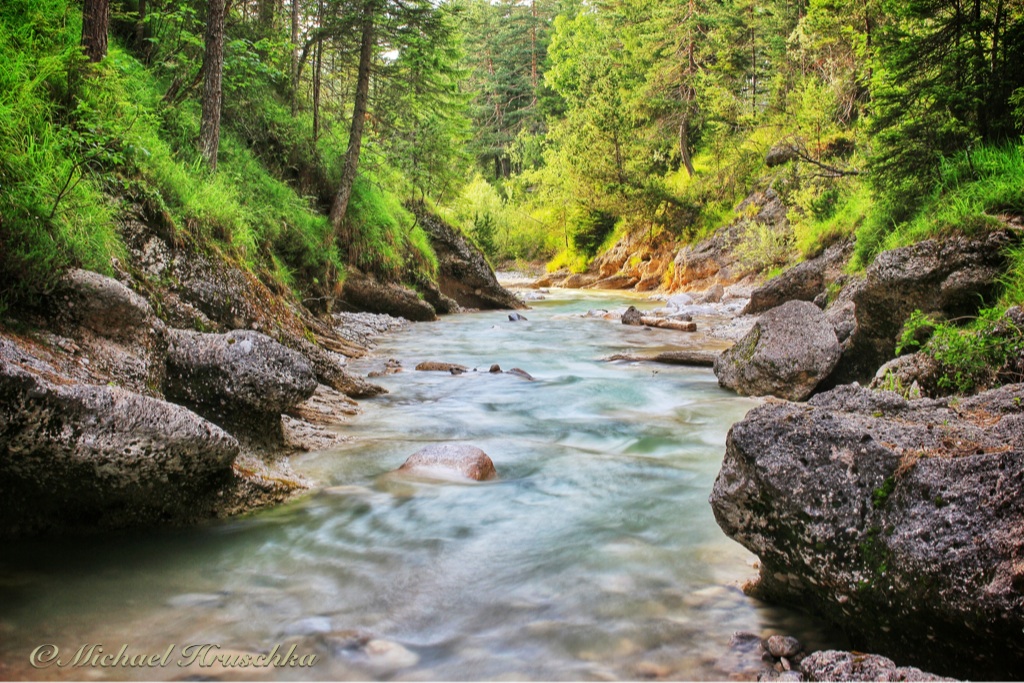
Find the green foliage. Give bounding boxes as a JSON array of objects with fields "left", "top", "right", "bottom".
[
  {"left": 872, "top": 477, "right": 896, "bottom": 509},
  {"left": 898, "top": 308, "right": 1024, "bottom": 395},
  {"left": 568, "top": 207, "right": 617, "bottom": 257},
  {"left": 734, "top": 220, "right": 794, "bottom": 272},
  {"left": 345, "top": 174, "right": 437, "bottom": 281},
  {"left": 855, "top": 144, "right": 1024, "bottom": 266},
  {"left": 0, "top": 0, "right": 124, "bottom": 309}
]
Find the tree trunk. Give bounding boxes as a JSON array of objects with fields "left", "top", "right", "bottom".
[
  {"left": 135, "top": 0, "right": 149, "bottom": 56},
  {"left": 291, "top": 0, "right": 300, "bottom": 114},
  {"left": 530, "top": 0, "right": 538, "bottom": 107},
  {"left": 258, "top": 0, "right": 280, "bottom": 33},
  {"left": 680, "top": 6, "right": 696, "bottom": 178},
  {"left": 329, "top": 2, "right": 375, "bottom": 242},
  {"left": 199, "top": 0, "right": 227, "bottom": 172},
  {"left": 81, "top": 0, "right": 111, "bottom": 62}
]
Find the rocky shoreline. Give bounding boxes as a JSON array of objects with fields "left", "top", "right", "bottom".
[{"left": 0, "top": 208, "right": 520, "bottom": 536}]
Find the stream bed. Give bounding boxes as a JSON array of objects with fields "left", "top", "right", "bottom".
[{"left": 0, "top": 288, "right": 845, "bottom": 681}]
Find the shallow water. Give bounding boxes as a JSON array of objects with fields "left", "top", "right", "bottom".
[{"left": 0, "top": 288, "right": 844, "bottom": 681}]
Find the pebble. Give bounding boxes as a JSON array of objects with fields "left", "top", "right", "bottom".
[
  {"left": 635, "top": 661, "right": 672, "bottom": 679},
  {"left": 364, "top": 639, "right": 419, "bottom": 671},
  {"left": 766, "top": 635, "right": 801, "bottom": 658}
]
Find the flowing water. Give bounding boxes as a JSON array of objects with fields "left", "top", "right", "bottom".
[{"left": 0, "top": 288, "right": 844, "bottom": 681}]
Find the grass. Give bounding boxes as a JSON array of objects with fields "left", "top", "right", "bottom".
[
  {"left": 0, "top": 0, "right": 439, "bottom": 313},
  {"left": 855, "top": 143, "right": 1024, "bottom": 266}
]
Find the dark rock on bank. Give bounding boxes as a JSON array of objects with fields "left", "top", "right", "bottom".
[
  {"left": 396, "top": 444, "right": 497, "bottom": 481},
  {"left": 164, "top": 329, "right": 317, "bottom": 436},
  {"left": 827, "top": 231, "right": 1014, "bottom": 386},
  {"left": 745, "top": 242, "right": 851, "bottom": 315},
  {"left": 710, "top": 382, "right": 1024, "bottom": 679},
  {"left": 801, "top": 651, "right": 955, "bottom": 682},
  {"left": 0, "top": 347, "right": 239, "bottom": 535},
  {"left": 340, "top": 272, "right": 438, "bottom": 322},
  {"left": 58, "top": 268, "right": 156, "bottom": 339},
  {"left": 408, "top": 202, "right": 525, "bottom": 311},
  {"left": 714, "top": 300, "right": 840, "bottom": 401},
  {"left": 281, "top": 333, "right": 386, "bottom": 399}
]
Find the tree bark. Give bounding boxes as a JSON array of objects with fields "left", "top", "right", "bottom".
[
  {"left": 199, "top": 0, "right": 227, "bottom": 172},
  {"left": 291, "top": 0, "right": 300, "bottom": 114},
  {"left": 329, "top": 2, "right": 375, "bottom": 241},
  {"left": 679, "top": 4, "right": 696, "bottom": 178},
  {"left": 81, "top": 0, "right": 111, "bottom": 62}
]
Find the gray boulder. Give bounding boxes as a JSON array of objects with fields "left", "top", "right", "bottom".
[
  {"left": 58, "top": 269, "right": 155, "bottom": 338},
  {"left": 622, "top": 305, "right": 644, "bottom": 326},
  {"left": 396, "top": 444, "right": 497, "bottom": 481},
  {"left": 341, "top": 273, "right": 437, "bottom": 322},
  {"left": 714, "top": 300, "right": 841, "bottom": 401},
  {"left": 801, "top": 651, "right": 955, "bottom": 682},
  {"left": 165, "top": 329, "right": 317, "bottom": 432},
  {"left": 0, "top": 354, "right": 239, "bottom": 535},
  {"left": 710, "top": 382, "right": 1024, "bottom": 679},
  {"left": 828, "top": 231, "right": 1013, "bottom": 386}
]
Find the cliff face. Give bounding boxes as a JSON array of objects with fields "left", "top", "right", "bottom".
[
  {"left": 710, "top": 383, "right": 1024, "bottom": 679},
  {"left": 408, "top": 202, "right": 525, "bottom": 311}
]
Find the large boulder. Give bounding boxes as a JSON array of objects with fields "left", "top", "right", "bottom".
[
  {"left": 341, "top": 273, "right": 438, "bottom": 322},
  {"left": 407, "top": 202, "right": 524, "bottom": 311},
  {"left": 801, "top": 651, "right": 954, "bottom": 682},
  {"left": 827, "top": 231, "right": 1014, "bottom": 386},
  {"left": 58, "top": 269, "right": 156, "bottom": 339},
  {"left": 0, "top": 350, "right": 239, "bottom": 535},
  {"left": 710, "top": 382, "right": 1024, "bottom": 679},
  {"left": 396, "top": 444, "right": 497, "bottom": 482},
  {"left": 745, "top": 241, "right": 853, "bottom": 315},
  {"left": 164, "top": 329, "right": 317, "bottom": 433},
  {"left": 714, "top": 300, "right": 841, "bottom": 401}
]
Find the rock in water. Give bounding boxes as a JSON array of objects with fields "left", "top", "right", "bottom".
[
  {"left": 765, "top": 635, "right": 801, "bottom": 659},
  {"left": 710, "top": 382, "right": 1024, "bottom": 679},
  {"left": 164, "top": 329, "right": 317, "bottom": 434},
  {"left": 622, "top": 306, "right": 644, "bottom": 326},
  {"left": 397, "top": 444, "right": 497, "bottom": 482},
  {"left": 714, "top": 300, "right": 840, "bottom": 401},
  {"left": 415, "top": 361, "right": 469, "bottom": 373},
  {"left": 509, "top": 313, "right": 528, "bottom": 321}
]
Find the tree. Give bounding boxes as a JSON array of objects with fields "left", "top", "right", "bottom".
[
  {"left": 868, "top": 0, "right": 1024, "bottom": 211},
  {"left": 199, "top": 0, "right": 227, "bottom": 171},
  {"left": 81, "top": 0, "right": 111, "bottom": 62},
  {"left": 328, "top": 0, "right": 375, "bottom": 243}
]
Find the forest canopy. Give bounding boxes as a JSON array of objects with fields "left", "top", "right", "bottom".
[{"left": 1, "top": 0, "right": 1023, "bottom": 312}]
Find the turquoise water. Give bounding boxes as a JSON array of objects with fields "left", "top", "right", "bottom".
[{"left": 0, "top": 288, "right": 841, "bottom": 681}]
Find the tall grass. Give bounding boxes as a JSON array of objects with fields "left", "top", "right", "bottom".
[
  {"left": 855, "top": 143, "right": 1024, "bottom": 266},
  {"left": 0, "top": 0, "right": 123, "bottom": 310}
]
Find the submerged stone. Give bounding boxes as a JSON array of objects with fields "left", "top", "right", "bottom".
[{"left": 396, "top": 444, "right": 497, "bottom": 482}]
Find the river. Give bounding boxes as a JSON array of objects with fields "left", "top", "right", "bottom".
[{"left": 0, "top": 288, "right": 844, "bottom": 681}]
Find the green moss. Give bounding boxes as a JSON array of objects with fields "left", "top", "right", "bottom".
[{"left": 871, "top": 477, "right": 897, "bottom": 509}]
